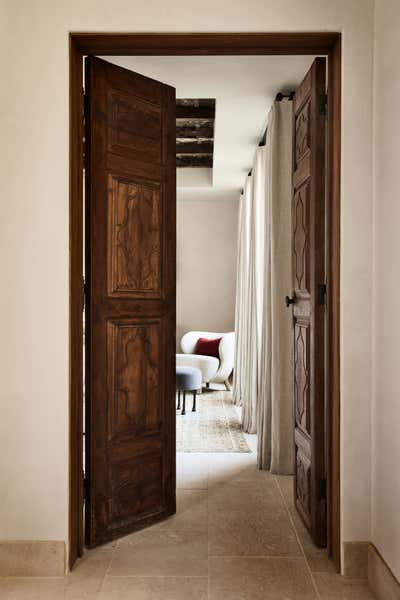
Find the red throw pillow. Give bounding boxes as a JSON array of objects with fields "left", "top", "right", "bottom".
[{"left": 195, "top": 337, "right": 222, "bottom": 359}]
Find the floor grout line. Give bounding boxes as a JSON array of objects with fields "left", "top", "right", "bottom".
[
  {"left": 104, "top": 575, "right": 209, "bottom": 579},
  {"left": 274, "top": 475, "right": 322, "bottom": 600},
  {"left": 0, "top": 576, "right": 65, "bottom": 581},
  {"left": 207, "top": 554, "right": 308, "bottom": 559},
  {"left": 96, "top": 542, "right": 118, "bottom": 596},
  {"left": 5, "top": 464, "right": 370, "bottom": 599}
]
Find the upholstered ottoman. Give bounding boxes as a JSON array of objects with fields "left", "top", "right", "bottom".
[{"left": 176, "top": 366, "right": 202, "bottom": 415}]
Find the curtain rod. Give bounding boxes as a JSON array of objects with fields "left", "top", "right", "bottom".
[
  {"left": 275, "top": 91, "right": 295, "bottom": 102},
  {"left": 258, "top": 90, "right": 295, "bottom": 147},
  {"left": 240, "top": 169, "right": 252, "bottom": 194},
  {"left": 241, "top": 91, "right": 295, "bottom": 194}
]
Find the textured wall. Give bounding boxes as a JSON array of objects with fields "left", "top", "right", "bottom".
[
  {"left": 176, "top": 190, "right": 238, "bottom": 348},
  {"left": 372, "top": 0, "right": 400, "bottom": 580},
  {"left": 0, "top": 0, "right": 374, "bottom": 559}
]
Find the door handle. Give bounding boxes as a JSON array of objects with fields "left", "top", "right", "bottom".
[{"left": 285, "top": 295, "right": 295, "bottom": 307}]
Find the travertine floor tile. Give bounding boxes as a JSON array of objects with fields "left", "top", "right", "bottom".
[
  {"left": 314, "top": 573, "right": 376, "bottom": 599},
  {"left": 64, "top": 544, "right": 115, "bottom": 598},
  {"left": 151, "top": 490, "right": 208, "bottom": 532},
  {"left": 208, "top": 507, "right": 301, "bottom": 557},
  {"left": 4, "top": 435, "right": 364, "bottom": 598},
  {"left": 208, "top": 457, "right": 300, "bottom": 558},
  {"left": 208, "top": 452, "right": 267, "bottom": 487},
  {"left": 209, "top": 556, "right": 317, "bottom": 599},
  {"left": 177, "top": 453, "right": 209, "bottom": 489},
  {"left": 0, "top": 578, "right": 65, "bottom": 599},
  {"left": 99, "top": 576, "right": 208, "bottom": 599},
  {"left": 293, "top": 510, "right": 336, "bottom": 573},
  {"left": 275, "top": 474, "right": 336, "bottom": 573},
  {"left": 208, "top": 478, "right": 283, "bottom": 511},
  {"left": 109, "top": 530, "right": 208, "bottom": 577},
  {"left": 275, "top": 474, "right": 294, "bottom": 505}
]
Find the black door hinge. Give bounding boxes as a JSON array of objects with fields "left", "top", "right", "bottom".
[
  {"left": 319, "top": 92, "right": 328, "bottom": 117},
  {"left": 83, "top": 473, "right": 88, "bottom": 502},
  {"left": 317, "top": 283, "right": 327, "bottom": 305}
]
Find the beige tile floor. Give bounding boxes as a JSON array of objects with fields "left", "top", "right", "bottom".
[{"left": 0, "top": 431, "right": 376, "bottom": 599}]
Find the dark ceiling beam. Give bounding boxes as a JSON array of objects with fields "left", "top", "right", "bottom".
[
  {"left": 176, "top": 138, "right": 214, "bottom": 154},
  {"left": 176, "top": 154, "right": 213, "bottom": 168},
  {"left": 176, "top": 98, "right": 215, "bottom": 107},
  {"left": 176, "top": 119, "right": 214, "bottom": 138},
  {"left": 176, "top": 105, "right": 215, "bottom": 119},
  {"left": 175, "top": 99, "right": 215, "bottom": 167},
  {"left": 176, "top": 99, "right": 216, "bottom": 119}
]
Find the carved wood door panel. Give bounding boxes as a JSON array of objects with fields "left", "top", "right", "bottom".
[
  {"left": 291, "top": 57, "right": 327, "bottom": 547},
  {"left": 85, "top": 57, "right": 176, "bottom": 547}
]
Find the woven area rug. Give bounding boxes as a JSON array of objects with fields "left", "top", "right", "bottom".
[{"left": 176, "top": 390, "right": 251, "bottom": 453}]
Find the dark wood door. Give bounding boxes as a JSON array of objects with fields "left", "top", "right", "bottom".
[
  {"left": 291, "top": 57, "right": 327, "bottom": 547},
  {"left": 84, "top": 56, "right": 176, "bottom": 547}
]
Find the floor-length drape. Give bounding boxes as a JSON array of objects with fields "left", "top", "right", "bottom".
[
  {"left": 233, "top": 166, "right": 263, "bottom": 434},
  {"left": 233, "top": 99, "right": 293, "bottom": 470},
  {"left": 257, "top": 101, "right": 294, "bottom": 474},
  {"left": 233, "top": 175, "right": 252, "bottom": 411},
  {"left": 233, "top": 189, "right": 247, "bottom": 406},
  {"left": 242, "top": 170, "right": 259, "bottom": 433}
]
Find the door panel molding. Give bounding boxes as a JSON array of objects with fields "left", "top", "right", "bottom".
[
  {"left": 69, "top": 31, "right": 341, "bottom": 571},
  {"left": 106, "top": 174, "right": 163, "bottom": 298}
]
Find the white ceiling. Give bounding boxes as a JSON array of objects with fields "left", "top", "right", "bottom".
[{"left": 106, "top": 55, "right": 315, "bottom": 191}]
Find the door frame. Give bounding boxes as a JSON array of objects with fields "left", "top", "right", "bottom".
[{"left": 69, "top": 31, "right": 341, "bottom": 571}]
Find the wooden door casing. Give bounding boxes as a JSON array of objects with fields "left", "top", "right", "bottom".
[
  {"left": 70, "top": 33, "right": 341, "bottom": 573},
  {"left": 85, "top": 57, "right": 176, "bottom": 547},
  {"left": 292, "top": 57, "right": 327, "bottom": 547}
]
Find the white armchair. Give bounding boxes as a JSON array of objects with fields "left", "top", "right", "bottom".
[{"left": 176, "top": 331, "right": 235, "bottom": 390}]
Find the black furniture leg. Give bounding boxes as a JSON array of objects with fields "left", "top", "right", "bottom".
[
  {"left": 177, "top": 389, "right": 181, "bottom": 410},
  {"left": 192, "top": 390, "right": 197, "bottom": 412},
  {"left": 181, "top": 391, "right": 186, "bottom": 415}
]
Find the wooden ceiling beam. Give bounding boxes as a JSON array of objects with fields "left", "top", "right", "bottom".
[
  {"left": 176, "top": 154, "right": 213, "bottom": 167},
  {"left": 176, "top": 99, "right": 216, "bottom": 119},
  {"left": 176, "top": 138, "right": 214, "bottom": 154},
  {"left": 176, "top": 105, "right": 215, "bottom": 119},
  {"left": 176, "top": 98, "right": 215, "bottom": 107},
  {"left": 175, "top": 99, "right": 215, "bottom": 166},
  {"left": 176, "top": 119, "right": 214, "bottom": 138}
]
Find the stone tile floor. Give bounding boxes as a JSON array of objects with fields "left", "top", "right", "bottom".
[{"left": 0, "top": 431, "right": 376, "bottom": 599}]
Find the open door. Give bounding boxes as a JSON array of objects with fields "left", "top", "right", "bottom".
[
  {"left": 290, "top": 57, "right": 327, "bottom": 547},
  {"left": 85, "top": 57, "right": 176, "bottom": 547}
]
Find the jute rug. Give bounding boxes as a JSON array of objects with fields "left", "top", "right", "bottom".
[{"left": 176, "top": 390, "right": 251, "bottom": 453}]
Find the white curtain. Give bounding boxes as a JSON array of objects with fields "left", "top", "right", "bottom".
[
  {"left": 257, "top": 101, "right": 293, "bottom": 474},
  {"left": 233, "top": 176, "right": 252, "bottom": 411},
  {"left": 233, "top": 100, "right": 294, "bottom": 472},
  {"left": 233, "top": 190, "right": 246, "bottom": 406}
]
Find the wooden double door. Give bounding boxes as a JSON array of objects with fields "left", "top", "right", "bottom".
[
  {"left": 84, "top": 57, "right": 176, "bottom": 546},
  {"left": 84, "top": 56, "right": 327, "bottom": 549},
  {"left": 290, "top": 57, "right": 327, "bottom": 547}
]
